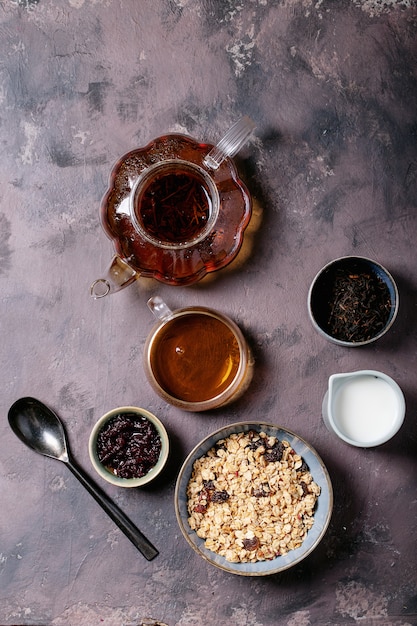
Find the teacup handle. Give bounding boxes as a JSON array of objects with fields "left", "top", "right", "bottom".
[
  {"left": 90, "top": 256, "right": 138, "bottom": 299},
  {"left": 147, "top": 296, "right": 173, "bottom": 322}
]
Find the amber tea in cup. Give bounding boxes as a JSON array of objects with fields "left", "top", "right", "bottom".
[
  {"left": 144, "top": 297, "right": 253, "bottom": 411},
  {"left": 151, "top": 314, "right": 239, "bottom": 401}
]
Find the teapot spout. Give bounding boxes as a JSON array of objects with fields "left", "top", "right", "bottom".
[{"left": 90, "top": 256, "right": 138, "bottom": 298}]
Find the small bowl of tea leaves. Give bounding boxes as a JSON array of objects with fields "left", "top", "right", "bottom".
[
  {"left": 88, "top": 406, "right": 169, "bottom": 487},
  {"left": 308, "top": 256, "right": 399, "bottom": 347}
]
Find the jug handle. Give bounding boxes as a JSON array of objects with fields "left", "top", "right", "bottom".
[{"left": 90, "top": 256, "right": 138, "bottom": 299}]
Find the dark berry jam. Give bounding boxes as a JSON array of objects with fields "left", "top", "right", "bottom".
[{"left": 96, "top": 412, "right": 162, "bottom": 479}]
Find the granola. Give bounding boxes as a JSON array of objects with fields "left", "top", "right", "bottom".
[{"left": 186, "top": 430, "right": 321, "bottom": 563}]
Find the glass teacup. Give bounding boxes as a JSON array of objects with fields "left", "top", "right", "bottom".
[{"left": 143, "top": 296, "right": 254, "bottom": 412}]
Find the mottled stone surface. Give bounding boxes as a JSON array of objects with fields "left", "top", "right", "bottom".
[{"left": 1, "top": 1, "right": 417, "bottom": 624}]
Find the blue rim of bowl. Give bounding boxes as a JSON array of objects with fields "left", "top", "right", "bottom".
[
  {"left": 307, "top": 256, "right": 399, "bottom": 347},
  {"left": 88, "top": 406, "right": 169, "bottom": 487},
  {"left": 174, "top": 422, "right": 333, "bottom": 576}
]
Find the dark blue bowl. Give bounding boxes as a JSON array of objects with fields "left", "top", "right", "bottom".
[{"left": 308, "top": 256, "right": 399, "bottom": 347}]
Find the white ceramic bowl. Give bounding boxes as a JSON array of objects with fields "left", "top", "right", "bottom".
[
  {"left": 175, "top": 422, "right": 333, "bottom": 576},
  {"left": 89, "top": 406, "right": 169, "bottom": 487}
]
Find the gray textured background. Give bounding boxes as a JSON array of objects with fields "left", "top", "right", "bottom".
[{"left": 1, "top": 1, "right": 417, "bottom": 624}]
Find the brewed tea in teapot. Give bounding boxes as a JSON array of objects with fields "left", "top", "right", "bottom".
[{"left": 91, "top": 118, "right": 255, "bottom": 298}]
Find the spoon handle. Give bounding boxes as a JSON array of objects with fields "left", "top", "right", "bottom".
[{"left": 67, "top": 459, "right": 158, "bottom": 561}]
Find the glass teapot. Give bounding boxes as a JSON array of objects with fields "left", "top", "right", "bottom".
[{"left": 91, "top": 117, "right": 255, "bottom": 298}]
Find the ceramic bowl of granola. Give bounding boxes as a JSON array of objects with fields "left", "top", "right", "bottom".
[{"left": 174, "top": 422, "right": 333, "bottom": 576}]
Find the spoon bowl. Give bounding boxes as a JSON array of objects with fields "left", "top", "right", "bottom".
[
  {"left": 9, "top": 397, "right": 68, "bottom": 461},
  {"left": 8, "top": 397, "right": 158, "bottom": 561}
]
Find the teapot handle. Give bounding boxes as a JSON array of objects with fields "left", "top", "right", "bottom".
[{"left": 90, "top": 256, "right": 138, "bottom": 298}]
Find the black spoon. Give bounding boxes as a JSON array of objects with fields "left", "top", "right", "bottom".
[{"left": 8, "top": 397, "right": 158, "bottom": 561}]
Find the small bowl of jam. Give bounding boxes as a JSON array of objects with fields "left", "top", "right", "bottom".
[{"left": 88, "top": 406, "right": 169, "bottom": 487}]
